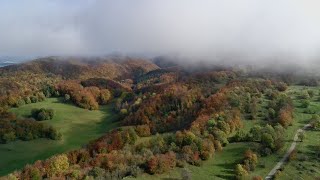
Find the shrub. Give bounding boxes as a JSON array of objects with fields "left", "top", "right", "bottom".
[
  {"left": 31, "top": 108, "right": 55, "bottom": 121},
  {"left": 14, "top": 98, "right": 26, "bottom": 107},
  {"left": 24, "top": 97, "right": 32, "bottom": 104},
  {"left": 64, "top": 94, "right": 71, "bottom": 102},
  {"left": 37, "top": 92, "right": 46, "bottom": 102},
  {"left": 47, "top": 127, "right": 62, "bottom": 140},
  {"left": 307, "top": 90, "right": 314, "bottom": 97},
  {"left": 301, "top": 99, "right": 310, "bottom": 108},
  {"left": 0, "top": 117, "right": 61, "bottom": 144},
  {"left": 2, "top": 132, "right": 16, "bottom": 143}
]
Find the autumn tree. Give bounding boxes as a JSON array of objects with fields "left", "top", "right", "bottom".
[
  {"left": 234, "top": 164, "right": 248, "bottom": 180},
  {"left": 278, "top": 106, "right": 293, "bottom": 128},
  {"left": 242, "top": 149, "right": 258, "bottom": 171},
  {"left": 46, "top": 154, "right": 69, "bottom": 177},
  {"left": 100, "top": 89, "right": 112, "bottom": 104},
  {"left": 135, "top": 125, "right": 151, "bottom": 137}
]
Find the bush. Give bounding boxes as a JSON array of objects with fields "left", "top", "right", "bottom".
[
  {"left": 24, "top": 97, "right": 32, "bottom": 104},
  {"left": 64, "top": 94, "right": 70, "bottom": 102},
  {"left": 301, "top": 91, "right": 310, "bottom": 99},
  {"left": 2, "top": 132, "right": 16, "bottom": 143},
  {"left": 48, "top": 127, "right": 62, "bottom": 140},
  {"left": 307, "top": 90, "right": 314, "bottom": 97},
  {"left": 30, "top": 96, "right": 38, "bottom": 103},
  {"left": 14, "top": 99, "right": 25, "bottom": 107},
  {"left": 301, "top": 100, "right": 310, "bottom": 108},
  {"left": 37, "top": 92, "right": 46, "bottom": 102},
  {"left": 0, "top": 118, "right": 61, "bottom": 144},
  {"left": 31, "top": 108, "right": 55, "bottom": 121}
]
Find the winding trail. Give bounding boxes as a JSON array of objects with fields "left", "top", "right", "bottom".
[{"left": 265, "top": 124, "right": 311, "bottom": 180}]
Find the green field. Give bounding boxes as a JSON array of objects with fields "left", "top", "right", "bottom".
[
  {"left": 0, "top": 98, "right": 118, "bottom": 176},
  {"left": 278, "top": 86, "right": 320, "bottom": 179}
]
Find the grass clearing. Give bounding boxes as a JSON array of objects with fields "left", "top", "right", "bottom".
[
  {"left": 277, "top": 86, "right": 320, "bottom": 179},
  {"left": 0, "top": 98, "right": 118, "bottom": 176}
]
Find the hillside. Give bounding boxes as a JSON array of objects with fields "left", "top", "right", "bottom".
[
  {"left": 0, "top": 57, "right": 159, "bottom": 80},
  {"left": 0, "top": 58, "right": 320, "bottom": 180}
]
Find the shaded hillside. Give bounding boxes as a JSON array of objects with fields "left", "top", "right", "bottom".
[{"left": 0, "top": 57, "right": 159, "bottom": 80}]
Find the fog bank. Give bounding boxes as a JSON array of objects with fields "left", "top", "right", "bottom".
[{"left": 1, "top": 0, "right": 320, "bottom": 64}]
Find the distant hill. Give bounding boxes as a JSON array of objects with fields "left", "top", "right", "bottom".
[
  {"left": 0, "top": 56, "right": 33, "bottom": 67},
  {"left": 0, "top": 56, "right": 159, "bottom": 80}
]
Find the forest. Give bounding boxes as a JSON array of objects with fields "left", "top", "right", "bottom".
[{"left": 0, "top": 57, "right": 319, "bottom": 180}]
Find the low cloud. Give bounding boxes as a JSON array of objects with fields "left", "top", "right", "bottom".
[{"left": 1, "top": 0, "right": 320, "bottom": 63}]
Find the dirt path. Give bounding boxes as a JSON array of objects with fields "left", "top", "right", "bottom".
[{"left": 265, "top": 124, "right": 311, "bottom": 180}]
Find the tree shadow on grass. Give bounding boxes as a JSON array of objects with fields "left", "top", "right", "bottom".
[
  {"left": 95, "top": 103, "right": 120, "bottom": 134},
  {"left": 305, "top": 145, "right": 320, "bottom": 159},
  {"left": 52, "top": 97, "right": 65, "bottom": 103},
  {"left": 215, "top": 174, "right": 234, "bottom": 180},
  {"left": 214, "top": 162, "right": 236, "bottom": 179}
]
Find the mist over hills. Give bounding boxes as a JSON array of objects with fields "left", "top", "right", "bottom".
[{"left": 0, "top": 56, "right": 34, "bottom": 67}]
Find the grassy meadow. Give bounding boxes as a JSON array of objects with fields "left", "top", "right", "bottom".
[
  {"left": 0, "top": 98, "right": 118, "bottom": 176},
  {"left": 277, "top": 86, "right": 320, "bottom": 179}
]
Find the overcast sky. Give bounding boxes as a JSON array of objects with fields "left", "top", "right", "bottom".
[{"left": 1, "top": 0, "right": 320, "bottom": 62}]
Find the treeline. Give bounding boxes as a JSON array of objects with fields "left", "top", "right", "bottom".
[
  {"left": 0, "top": 70, "right": 61, "bottom": 107},
  {"left": 55, "top": 81, "right": 113, "bottom": 110},
  {"left": 0, "top": 109, "right": 61, "bottom": 144},
  {"left": 9, "top": 126, "right": 221, "bottom": 179}
]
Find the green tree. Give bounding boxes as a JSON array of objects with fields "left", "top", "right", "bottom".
[
  {"left": 14, "top": 98, "right": 25, "bottom": 107},
  {"left": 248, "top": 125, "right": 262, "bottom": 142},
  {"left": 24, "top": 97, "right": 32, "bottom": 104},
  {"left": 267, "top": 108, "right": 276, "bottom": 120},
  {"left": 234, "top": 164, "right": 248, "bottom": 180},
  {"left": 301, "top": 91, "right": 310, "bottom": 99},
  {"left": 261, "top": 133, "right": 274, "bottom": 150},
  {"left": 30, "top": 96, "right": 38, "bottom": 103},
  {"left": 99, "top": 89, "right": 111, "bottom": 104},
  {"left": 3, "top": 132, "right": 16, "bottom": 143}
]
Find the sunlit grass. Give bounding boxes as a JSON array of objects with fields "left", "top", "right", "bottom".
[{"left": 0, "top": 98, "right": 118, "bottom": 176}]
